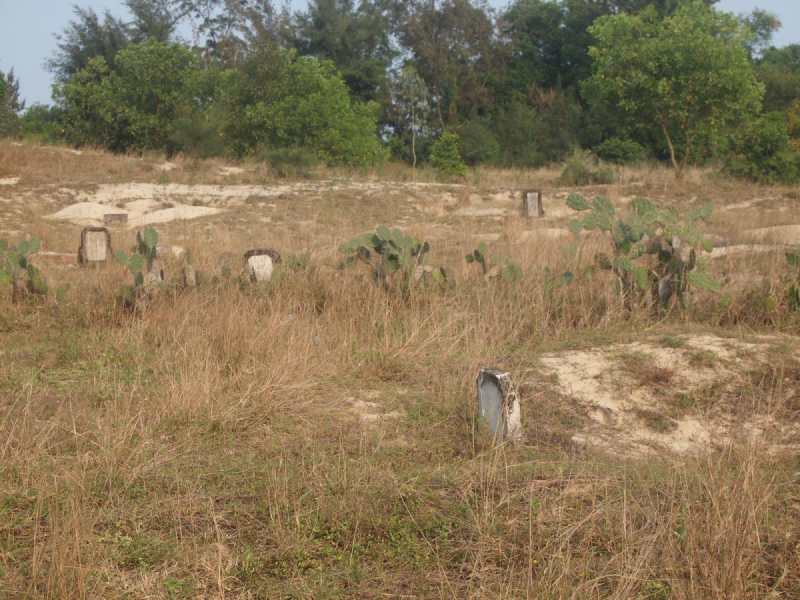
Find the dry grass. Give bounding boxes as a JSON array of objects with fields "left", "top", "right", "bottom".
[{"left": 1, "top": 141, "right": 799, "bottom": 598}]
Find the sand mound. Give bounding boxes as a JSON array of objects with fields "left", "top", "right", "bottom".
[
  {"left": 744, "top": 225, "right": 800, "bottom": 245},
  {"left": 46, "top": 200, "right": 221, "bottom": 228},
  {"left": 538, "top": 334, "right": 799, "bottom": 457},
  {"left": 0, "top": 177, "right": 19, "bottom": 186}
]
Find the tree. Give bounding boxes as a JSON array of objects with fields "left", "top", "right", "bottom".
[
  {"left": 288, "top": 0, "right": 395, "bottom": 104},
  {"left": 756, "top": 45, "right": 800, "bottom": 114},
  {"left": 0, "top": 69, "right": 25, "bottom": 138},
  {"left": 741, "top": 8, "right": 781, "bottom": 58},
  {"left": 584, "top": 2, "right": 763, "bottom": 179},
  {"left": 219, "top": 48, "right": 388, "bottom": 166},
  {"left": 390, "top": 65, "right": 433, "bottom": 167},
  {"left": 127, "top": 0, "right": 189, "bottom": 43},
  {"left": 56, "top": 41, "right": 200, "bottom": 151},
  {"left": 48, "top": 7, "right": 130, "bottom": 81},
  {"left": 392, "top": 0, "right": 506, "bottom": 129}
]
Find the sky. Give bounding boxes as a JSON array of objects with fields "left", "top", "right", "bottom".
[{"left": 1, "top": 0, "right": 799, "bottom": 107}]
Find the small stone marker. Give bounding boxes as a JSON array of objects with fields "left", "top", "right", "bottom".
[
  {"left": 78, "top": 227, "right": 111, "bottom": 265},
  {"left": 142, "top": 269, "right": 164, "bottom": 293},
  {"left": 522, "top": 190, "right": 544, "bottom": 218},
  {"left": 103, "top": 213, "right": 128, "bottom": 227},
  {"left": 477, "top": 367, "right": 522, "bottom": 443},
  {"left": 244, "top": 248, "right": 282, "bottom": 283}
]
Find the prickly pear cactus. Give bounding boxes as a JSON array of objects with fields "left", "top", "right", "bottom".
[
  {"left": 115, "top": 228, "right": 161, "bottom": 306},
  {"left": 566, "top": 194, "right": 719, "bottom": 308},
  {"left": 340, "top": 226, "right": 454, "bottom": 293},
  {"left": 0, "top": 237, "right": 69, "bottom": 302}
]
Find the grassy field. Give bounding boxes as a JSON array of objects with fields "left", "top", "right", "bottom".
[{"left": 1, "top": 140, "right": 799, "bottom": 598}]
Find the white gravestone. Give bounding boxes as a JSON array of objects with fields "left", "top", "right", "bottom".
[
  {"left": 523, "top": 190, "right": 544, "bottom": 218},
  {"left": 78, "top": 227, "right": 111, "bottom": 265},
  {"left": 477, "top": 367, "right": 522, "bottom": 443},
  {"left": 244, "top": 248, "right": 282, "bottom": 283}
]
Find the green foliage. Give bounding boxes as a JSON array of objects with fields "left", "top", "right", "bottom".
[
  {"left": 168, "top": 108, "right": 226, "bottom": 159},
  {"left": 115, "top": 228, "right": 159, "bottom": 288},
  {"left": 287, "top": 0, "right": 395, "bottom": 104},
  {"left": 0, "top": 237, "right": 68, "bottom": 301},
  {"left": 584, "top": 2, "right": 763, "bottom": 178},
  {"left": 339, "top": 226, "right": 451, "bottom": 293},
  {"left": 459, "top": 120, "right": 500, "bottom": 166},
  {"left": 724, "top": 113, "right": 800, "bottom": 184},
  {"left": 595, "top": 138, "right": 647, "bottom": 164},
  {"left": 0, "top": 69, "right": 24, "bottom": 138},
  {"left": 567, "top": 194, "right": 719, "bottom": 308},
  {"left": 56, "top": 41, "right": 200, "bottom": 152},
  {"left": 466, "top": 242, "right": 522, "bottom": 282},
  {"left": 220, "top": 49, "right": 388, "bottom": 167},
  {"left": 559, "top": 149, "right": 614, "bottom": 186},
  {"left": 262, "top": 147, "right": 320, "bottom": 179},
  {"left": 429, "top": 132, "right": 467, "bottom": 177}
]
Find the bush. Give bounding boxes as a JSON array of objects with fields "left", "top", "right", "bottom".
[
  {"left": 221, "top": 50, "right": 388, "bottom": 167},
  {"left": 559, "top": 149, "right": 615, "bottom": 186},
  {"left": 595, "top": 138, "right": 647, "bottom": 164},
  {"left": 724, "top": 113, "right": 800, "bottom": 184},
  {"left": 20, "top": 104, "right": 62, "bottom": 144},
  {"left": 429, "top": 132, "right": 468, "bottom": 177},
  {"left": 459, "top": 120, "right": 499, "bottom": 166},
  {"left": 168, "top": 109, "right": 226, "bottom": 159},
  {"left": 262, "top": 147, "right": 319, "bottom": 178}
]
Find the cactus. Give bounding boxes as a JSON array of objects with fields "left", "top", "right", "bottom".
[
  {"left": 114, "top": 228, "right": 162, "bottom": 306},
  {"left": 566, "top": 194, "right": 719, "bottom": 308},
  {"left": 466, "top": 243, "right": 489, "bottom": 274},
  {"left": 339, "top": 226, "right": 451, "bottom": 292},
  {"left": 466, "top": 242, "right": 523, "bottom": 283},
  {"left": 0, "top": 237, "right": 69, "bottom": 302}
]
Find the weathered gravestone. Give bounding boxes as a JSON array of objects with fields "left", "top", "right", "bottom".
[
  {"left": 522, "top": 190, "right": 544, "bottom": 218},
  {"left": 103, "top": 213, "right": 128, "bottom": 227},
  {"left": 78, "top": 227, "right": 112, "bottom": 265},
  {"left": 244, "top": 248, "right": 282, "bottom": 283},
  {"left": 477, "top": 367, "right": 522, "bottom": 443}
]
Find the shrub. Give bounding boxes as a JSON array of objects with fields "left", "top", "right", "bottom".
[
  {"left": 429, "top": 132, "right": 468, "bottom": 177},
  {"left": 724, "top": 113, "right": 800, "bottom": 184},
  {"left": 220, "top": 50, "right": 388, "bottom": 167},
  {"left": 262, "top": 147, "right": 319, "bottom": 179},
  {"left": 459, "top": 120, "right": 500, "bottom": 166},
  {"left": 168, "top": 109, "right": 226, "bottom": 159},
  {"left": 559, "top": 149, "right": 614, "bottom": 186},
  {"left": 595, "top": 138, "right": 647, "bottom": 164}
]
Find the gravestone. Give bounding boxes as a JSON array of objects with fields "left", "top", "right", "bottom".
[
  {"left": 477, "top": 367, "right": 522, "bottom": 443},
  {"left": 103, "top": 213, "right": 128, "bottom": 227},
  {"left": 143, "top": 269, "right": 164, "bottom": 293},
  {"left": 182, "top": 265, "right": 197, "bottom": 288},
  {"left": 244, "top": 248, "right": 282, "bottom": 283},
  {"left": 522, "top": 190, "right": 544, "bottom": 218},
  {"left": 78, "top": 227, "right": 111, "bottom": 265}
]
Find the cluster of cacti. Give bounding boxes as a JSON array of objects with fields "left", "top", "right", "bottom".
[
  {"left": 566, "top": 194, "right": 719, "bottom": 308},
  {"left": 114, "top": 228, "right": 164, "bottom": 306},
  {"left": 0, "top": 237, "right": 69, "bottom": 302},
  {"left": 340, "top": 226, "right": 452, "bottom": 291},
  {"left": 466, "top": 242, "right": 523, "bottom": 282}
]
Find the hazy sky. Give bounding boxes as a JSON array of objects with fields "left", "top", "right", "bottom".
[{"left": 1, "top": 0, "right": 799, "bottom": 107}]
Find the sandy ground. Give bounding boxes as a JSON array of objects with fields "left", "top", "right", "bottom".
[{"left": 538, "top": 334, "right": 799, "bottom": 457}]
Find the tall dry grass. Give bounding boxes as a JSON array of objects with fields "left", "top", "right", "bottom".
[{"left": 1, "top": 140, "right": 799, "bottom": 597}]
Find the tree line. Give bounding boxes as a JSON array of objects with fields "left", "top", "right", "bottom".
[{"left": 1, "top": 0, "right": 799, "bottom": 180}]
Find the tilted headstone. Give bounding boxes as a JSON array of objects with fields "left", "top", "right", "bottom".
[
  {"left": 103, "top": 213, "right": 128, "bottom": 227},
  {"left": 522, "top": 190, "right": 544, "bottom": 218},
  {"left": 244, "top": 248, "right": 282, "bottom": 283},
  {"left": 477, "top": 367, "right": 522, "bottom": 443},
  {"left": 78, "top": 227, "right": 112, "bottom": 265}
]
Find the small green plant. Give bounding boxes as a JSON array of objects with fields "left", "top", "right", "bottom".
[
  {"left": 566, "top": 194, "right": 719, "bottom": 308},
  {"left": 0, "top": 237, "right": 69, "bottom": 302},
  {"left": 263, "top": 147, "right": 319, "bottom": 179},
  {"left": 559, "top": 149, "right": 615, "bottom": 186},
  {"left": 466, "top": 242, "right": 523, "bottom": 282},
  {"left": 114, "top": 228, "right": 161, "bottom": 305},
  {"left": 595, "top": 138, "right": 647, "bottom": 164},
  {"left": 340, "top": 226, "right": 452, "bottom": 292},
  {"left": 429, "top": 132, "right": 468, "bottom": 177}
]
